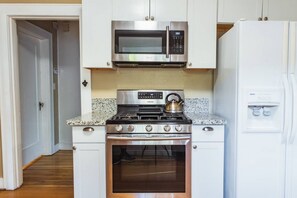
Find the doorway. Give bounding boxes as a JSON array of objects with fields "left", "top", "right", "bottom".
[
  {"left": 0, "top": 5, "right": 87, "bottom": 190},
  {"left": 17, "top": 20, "right": 81, "bottom": 167}
]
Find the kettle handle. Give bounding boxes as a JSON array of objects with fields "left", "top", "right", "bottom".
[{"left": 165, "top": 93, "right": 183, "bottom": 103}]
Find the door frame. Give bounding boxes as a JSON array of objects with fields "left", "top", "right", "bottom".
[{"left": 0, "top": 4, "right": 91, "bottom": 190}]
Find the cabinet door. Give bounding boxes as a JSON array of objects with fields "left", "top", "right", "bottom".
[
  {"left": 263, "top": 0, "right": 297, "bottom": 21},
  {"left": 151, "top": 0, "right": 188, "bottom": 21},
  {"left": 112, "top": 0, "right": 149, "bottom": 21},
  {"left": 188, "top": 0, "right": 217, "bottom": 69},
  {"left": 73, "top": 144, "right": 106, "bottom": 198},
  {"left": 192, "top": 142, "right": 224, "bottom": 198},
  {"left": 218, "top": 0, "right": 263, "bottom": 23},
  {"left": 82, "top": 0, "right": 112, "bottom": 68}
]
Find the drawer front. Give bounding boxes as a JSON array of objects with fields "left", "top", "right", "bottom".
[
  {"left": 192, "top": 125, "right": 224, "bottom": 142},
  {"left": 72, "top": 126, "right": 105, "bottom": 143}
]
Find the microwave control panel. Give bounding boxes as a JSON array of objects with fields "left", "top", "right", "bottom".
[{"left": 169, "top": 31, "right": 184, "bottom": 54}]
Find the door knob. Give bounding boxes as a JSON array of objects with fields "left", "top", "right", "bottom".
[{"left": 39, "top": 102, "right": 44, "bottom": 111}]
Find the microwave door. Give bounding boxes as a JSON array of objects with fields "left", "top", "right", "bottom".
[{"left": 113, "top": 30, "right": 169, "bottom": 62}]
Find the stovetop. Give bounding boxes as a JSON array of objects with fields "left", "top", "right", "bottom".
[
  {"left": 106, "top": 90, "right": 192, "bottom": 134},
  {"left": 106, "top": 111, "right": 192, "bottom": 124}
]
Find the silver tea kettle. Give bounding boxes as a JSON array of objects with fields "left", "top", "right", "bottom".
[{"left": 165, "top": 93, "right": 184, "bottom": 113}]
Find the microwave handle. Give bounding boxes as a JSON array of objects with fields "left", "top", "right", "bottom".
[{"left": 166, "top": 26, "right": 169, "bottom": 58}]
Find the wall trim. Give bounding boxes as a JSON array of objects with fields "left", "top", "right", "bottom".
[{"left": 0, "top": 178, "right": 4, "bottom": 189}]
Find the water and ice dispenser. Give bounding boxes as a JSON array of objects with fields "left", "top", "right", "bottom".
[{"left": 244, "top": 89, "right": 283, "bottom": 132}]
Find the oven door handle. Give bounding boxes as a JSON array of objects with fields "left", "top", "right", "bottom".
[{"left": 107, "top": 135, "right": 191, "bottom": 141}]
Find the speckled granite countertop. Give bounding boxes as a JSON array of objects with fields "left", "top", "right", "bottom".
[
  {"left": 67, "top": 98, "right": 226, "bottom": 126},
  {"left": 67, "top": 111, "right": 226, "bottom": 126},
  {"left": 66, "top": 111, "right": 115, "bottom": 126},
  {"left": 185, "top": 113, "right": 226, "bottom": 125}
]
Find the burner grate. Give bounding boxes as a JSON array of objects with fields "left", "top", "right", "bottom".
[
  {"left": 140, "top": 115, "right": 159, "bottom": 120},
  {"left": 160, "top": 116, "right": 183, "bottom": 121}
]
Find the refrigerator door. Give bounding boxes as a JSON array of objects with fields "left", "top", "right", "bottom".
[
  {"left": 286, "top": 21, "right": 297, "bottom": 198},
  {"left": 236, "top": 21, "right": 288, "bottom": 198}
]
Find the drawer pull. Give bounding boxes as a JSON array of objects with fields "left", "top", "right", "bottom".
[
  {"left": 83, "top": 127, "right": 95, "bottom": 132},
  {"left": 72, "top": 146, "right": 77, "bottom": 150},
  {"left": 202, "top": 127, "right": 214, "bottom": 132},
  {"left": 193, "top": 145, "right": 197, "bottom": 149}
]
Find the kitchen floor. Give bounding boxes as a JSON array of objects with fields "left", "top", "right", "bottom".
[{"left": 0, "top": 151, "right": 73, "bottom": 198}]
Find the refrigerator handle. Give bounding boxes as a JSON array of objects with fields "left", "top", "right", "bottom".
[
  {"left": 282, "top": 74, "right": 291, "bottom": 144},
  {"left": 289, "top": 74, "right": 297, "bottom": 144}
]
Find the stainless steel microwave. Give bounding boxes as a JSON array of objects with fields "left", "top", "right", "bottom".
[{"left": 112, "top": 21, "right": 188, "bottom": 67}]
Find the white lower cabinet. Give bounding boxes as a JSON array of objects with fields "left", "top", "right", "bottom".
[
  {"left": 72, "top": 126, "right": 106, "bottom": 198},
  {"left": 192, "top": 125, "right": 224, "bottom": 198}
]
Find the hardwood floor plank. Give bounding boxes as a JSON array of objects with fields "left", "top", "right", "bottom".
[{"left": 0, "top": 151, "right": 74, "bottom": 197}]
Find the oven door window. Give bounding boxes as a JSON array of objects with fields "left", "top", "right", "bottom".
[
  {"left": 115, "top": 30, "right": 166, "bottom": 54},
  {"left": 112, "top": 145, "right": 186, "bottom": 193}
]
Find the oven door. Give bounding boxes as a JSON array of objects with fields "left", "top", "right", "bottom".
[{"left": 106, "top": 135, "right": 191, "bottom": 198}]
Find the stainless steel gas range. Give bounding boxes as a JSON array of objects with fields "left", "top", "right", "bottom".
[{"left": 106, "top": 90, "right": 192, "bottom": 198}]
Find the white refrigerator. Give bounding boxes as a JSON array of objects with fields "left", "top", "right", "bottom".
[{"left": 214, "top": 21, "right": 297, "bottom": 198}]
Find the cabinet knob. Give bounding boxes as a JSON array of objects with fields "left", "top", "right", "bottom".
[
  {"left": 202, "top": 127, "right": 214, "bottom": 132},
  {"left": 193, "top": 145, "right": 197, "bottom": 149},
  {"left": 72, "top": 146, "right": 77, "bottom": 150},
  {"left": 150, "top": 16, "right": 155, "bottom": 21},
  {"left": 82, "top": 80, "right": 88, "bottom": 87},
  {"left": 106, "top": 62, "right": 110, "bottom": 66},
  {"left": 264, "top": 17, "right": 268, "bottom": 21},
  {"left": 188, "top": 62, "right": 192, "bottom": 67},
  {"left": 258, "top": 17, "right": 262, "bottom": 21},
  {"left": 83, "top": 127, "right": 95, "bottom": 132},
  {"left": 145, "top": 16, "right": 149, "bottom": 20}
]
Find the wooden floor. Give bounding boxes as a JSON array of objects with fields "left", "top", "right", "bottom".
[{"left": 0, "top": 151, "right": 74, "bottom": 198}]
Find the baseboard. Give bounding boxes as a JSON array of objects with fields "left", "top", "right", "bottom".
[
  {"left": 0, "top": 178, "right": 4, "bottom": 189},
  {"left": 54, "top": 143, "right": 60, "bottom": 153},
  {"left": 58, "top": 143, "right": 72, "bottom": 150}
]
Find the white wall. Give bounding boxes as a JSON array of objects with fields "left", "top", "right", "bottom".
[{"left": 57, "top": 21, "right": 81, "bottom": 149}]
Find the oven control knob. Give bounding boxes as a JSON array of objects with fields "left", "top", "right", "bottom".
[
  {"left": 164, "top": 125, "right": 171, "bottom": 132},
  {"left": 145, "top": 125, "right": 153, "bottom": 132},
  {"left": 175, "top": 125, "right": 183, "bottom": 132},
  {"left": 115, "top": 125, "right": 123, "bottom": 132},
  {"left": 127, "top": 125, "right": 134, "bottom": 132}
]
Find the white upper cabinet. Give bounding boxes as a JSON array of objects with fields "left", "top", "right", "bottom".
[
  {"left": 112, "top": 0, "right": 187, "bottom": 21},
  {"left": 112, "top": 0, "right": 149, "bottom": 21},
  {"left": 151, "top": 0, "right": 188, "bottom": 21},
  {"left": 81, "top": 0, "right": 112, "bottom": 68},
  {"left": 82, "top": 0, "right": 216, "bottom": 69},
  {"left": 263, "top": 0, "right": 297, "bottom": 21},
  {"left": 187, "top": 0, "right": 217, "bottom": 69},
  {"left": 218, "top": 0, "right": 262, "bottom": 23},
  {"left": 218, "top": 0, "right": 297, "bottom": 23}
]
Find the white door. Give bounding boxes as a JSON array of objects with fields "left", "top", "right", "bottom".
[{"left": 18, "top": 21, "right": 54, "bottom": 166}]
